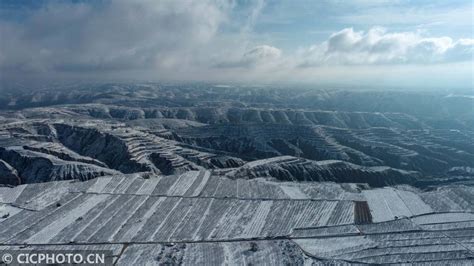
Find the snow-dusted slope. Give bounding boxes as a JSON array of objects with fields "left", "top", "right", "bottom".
[
  {"left": 227, "top": 156, "right": 420, "bottom": 187},
  {"left": 0, "top": 172, "right": 472, "bottom": 264}
]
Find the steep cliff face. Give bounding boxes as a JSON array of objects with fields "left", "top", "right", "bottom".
[
  {"left": 0, "top": 120, "right": 246, "bottom": 184},
  {"left": 0, "top": 146, "right": 119, "bottom": 183},
  {"left": 0, "top": 159, "right": 20, "bottom": 185},
  {"left": 227, "top": 156, "right": 420, "bottom": 187},
  {"left": 53, "top": 124, "right": 150, "bottom": 173}
]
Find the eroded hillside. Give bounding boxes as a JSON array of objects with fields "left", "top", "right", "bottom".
[{"left": 0, "top": 84, "right": 473, "bottom": 264}]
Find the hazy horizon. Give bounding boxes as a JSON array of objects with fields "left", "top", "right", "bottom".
[{"left": 0, "top": 0, "right": 473, "bottom": 89}]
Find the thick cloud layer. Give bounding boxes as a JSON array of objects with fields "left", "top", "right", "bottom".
[
  {"left": 300, "top": 27, "right": 474, "bottom": 66},
  {"left": 0, "top": 0, "right": 472, "bottom": 87},
  {"left": 0, "top": 0, "right": 229, "bottom": 74}
]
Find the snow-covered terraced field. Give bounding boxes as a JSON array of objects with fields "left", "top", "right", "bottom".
[{"left": 1, "top": 172, "right": 473, "bottom": 264}]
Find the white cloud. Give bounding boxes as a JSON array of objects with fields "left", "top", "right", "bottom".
[
  {"left": 0, "top": 0, "right": 230, "bottom": 74},
  {"left": 300, "top": 27, "right": 473, "bottom": 66},
  {"left": 0, "top": 0, "right": 472, "bottom": 88}
]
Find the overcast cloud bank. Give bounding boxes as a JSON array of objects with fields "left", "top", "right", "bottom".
[{"left": 0, "top": 0, "right": 472, "bottom": 88}]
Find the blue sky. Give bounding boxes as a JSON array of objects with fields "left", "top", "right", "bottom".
[
  {"left": 252, "top": 0, "right": 473, "bottom": 48},
  {"left": 0, "top": 0, "right": 472, "bottom": 88}
]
